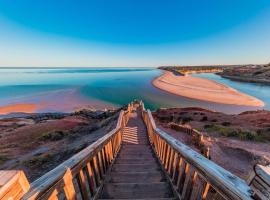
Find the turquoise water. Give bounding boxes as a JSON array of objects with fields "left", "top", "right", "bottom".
[
  {"left": 192, "top": 73, "right": 270, "bottom": 110},
  {"left": 0, "top": 68, "right": 269, "bottom": 114}
]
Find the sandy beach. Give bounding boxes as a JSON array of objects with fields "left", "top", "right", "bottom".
[{"left": 152, "top": 71, "right": 264, "bottom": 107}]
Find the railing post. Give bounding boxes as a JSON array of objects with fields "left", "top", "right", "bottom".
[
  {"left": 63, "top": 168, "right": 76, "bottom": 200},
  {"left": 0, "top": 170, "right": 30, "bottom": 200}
]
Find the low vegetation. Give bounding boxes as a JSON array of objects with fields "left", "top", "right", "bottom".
[
  {"left": 0, "top": 107, "right": 120, "bottom": 181},
  {"left": 158, "top": 65, "right": 227, "bottom": 75},
  {"left": 200, "top": 116, "right": 208, "bottom": 121},
  {"left": 40, "top": 130, "right": 70, "bottom": 141},
  {"left": 181, "top": 117, "right": 193, "bottom": 123},
  {"left": 0, "top": 155, "right": 9, "bottom": 165},
  {"left": 23, "top": 153, "right": 52, "bottom": 168},
  {"left": 218, "top": 63, "right": 270, "bottom": 84},
  {"left": 154, "top": 107, "right": 270, "bottom": 142},
  {"left": 204, "top": 124, "right": 260, "bottom": 141}
]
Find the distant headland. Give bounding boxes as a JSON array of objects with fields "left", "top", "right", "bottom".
[{"left": 158, "top": 63, "right": 270, "bottom": 84}]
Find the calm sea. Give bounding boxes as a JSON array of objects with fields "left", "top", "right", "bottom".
[{"left": 0, "top": 68, "right": 269, "bottom": 114}]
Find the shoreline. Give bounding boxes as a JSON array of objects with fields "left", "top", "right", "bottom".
[
  {"left": 152, "top": 71, "right": 265, "bottom": 107},
  {"left": 0, "top": 88, "right": 117, "bottom": 115},
  {"left": 218, "top": 74, "right": 270, "bottom": 85},
  {"left": 0, "top": 103, "right": 41, "bottom": 115}
]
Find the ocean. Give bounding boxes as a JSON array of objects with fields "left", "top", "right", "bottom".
[{"left": 0, "top": 67, "right": 269, "bottom": 114}]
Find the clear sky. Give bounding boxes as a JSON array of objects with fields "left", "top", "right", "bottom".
[{"left": 0, "top": 0, "right": 270, "bottom": 67}]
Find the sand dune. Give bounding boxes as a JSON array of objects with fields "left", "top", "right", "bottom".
[{"left": 152, "top": 71, "right": 264, "bottom": 107}]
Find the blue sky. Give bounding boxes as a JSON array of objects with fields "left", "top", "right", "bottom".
[{"left": 0, "top": 0, "right": 270, "bottom": 67}]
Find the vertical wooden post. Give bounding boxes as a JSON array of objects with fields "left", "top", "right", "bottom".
[
  {"left": 108, "top": 141, "right": 113, "bottom": 162},
  {"left": 97, "top": 151, "right": 105, "bottom": 177},
  {"left": 102, "top": 147, "right": 108, "bottom": 170},
  {"left": 160, "top": 141, "right": 165, "bottom": 163},
  {"left": 77, "top": 169, "right": 90, "bottom": 200},
  {"left": 165, "top": 146, "right": 171, "bottom": 170},
  {"left": 162, "top": 143, "right": 168, "bottom": 165},
  {"left": 202, "top": 183, "right": 210, "bottom": 199},
  {"left": 167, "top": 150, "right": 175, "bottom": 176},
  {"left": 63, "top": 168, "right": 76, "bottom": 200},
  {"left": 47, "top": 189, "right": 59, "bottom": 200},
  {"left": 86, "top": 162, "right": 97, "bottom": 195},
  {"left": 172, "top": 154, "right": 180, "bottom": 183},
  {"left": 203, "top": 147, "right": 210, "bottom": 159},
  {"left": 92, "top": 156, "right": 101, "bottom": 185}
]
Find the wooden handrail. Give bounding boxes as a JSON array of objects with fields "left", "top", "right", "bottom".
[
  {"left": 248, "top": 164, "right": 270, "bottom": 199},
  {"left": 141, "top": 103, "right": 254, "bottom": 200},
  {"left": 21, "top": 103, "right": 134, "bottom": 200}
]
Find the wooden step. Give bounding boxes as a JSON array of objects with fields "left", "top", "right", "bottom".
[
  {"left": 115, "top": 158, "right": 156, "bottom": 164},
  {"left": 99, "top": 198, "right": 176, "bottom": 200},
  {"left": 100, "top": 182, "right": 173, "bottom": 199},
  {"left": 120, "top": 147, "right": 152, "bottom": 152},
  {"left": 122, "top": 144, "right": 150, "bottom": 148},
  {"left": 112, "top": 164, "right": 160, "bottom": 172},
  {"left": 122, "top": 141, "right": 149, "bottom": 145},
  {"left": 122, "top": 135, "right": 148, "bottom": 138},
  {"left": 118, "top": 151, "right": 153, "bottom": 156},
  {"left": 117, "top": 153, "right": 154, "bottom": 159},
  {"left": 119, "top": 149, "right": 153, "bottom": 155},
  {"left": 109, "top": 171, "right": 166, "bottom": 183}
]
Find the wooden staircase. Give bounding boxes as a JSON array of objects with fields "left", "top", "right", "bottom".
[
  {"left": 99, "top": 105, "right": 175, "bottom": 199},
  {"left": 1, "top": 101, "right": 258, "bottom": 200}
]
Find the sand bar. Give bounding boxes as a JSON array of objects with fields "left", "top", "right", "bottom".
[{"left": 152, "top": 71, "right": 264, "bottom": 107}]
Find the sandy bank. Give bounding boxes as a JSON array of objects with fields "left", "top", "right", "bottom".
[
  {"left": 0, "top": 103, "right": 40, "bottom": 115},
  {"left": 0, "top": 88, "right": 116, "bottom": 115},
  {"left": 152, "top": 72, "right": 264, "bottom": 107}
]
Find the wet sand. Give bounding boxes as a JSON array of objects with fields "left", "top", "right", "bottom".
[
  {"left": 0, "top": 88, "right": 116, "bottom": 115},
  {"left": 0, "top": 104, "right": 40, "bottom": 115},
  {"left": 152, "top": 71, "right": 264, "bottom": 107}
]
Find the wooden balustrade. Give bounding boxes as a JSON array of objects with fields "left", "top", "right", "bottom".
[
  {"left": 169, "top": 122, "right": 210, "bottom": 159},
  {"left": 247, "top": 164, "right": 270, "bottom": 199},
  {"left": 141, "top": 103, "right": 254, "bottom": 200},
  {"left": 20, "top": 103, "right": 134, "bottom": 200}
]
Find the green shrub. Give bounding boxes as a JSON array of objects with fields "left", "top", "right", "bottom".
[
  {"left": 23, "top": 153, "right": 52, "bottom": 168},
  {"left": 41, "top": 130, "right": 69, "bottom": 141},
  {"left": 221, "top": 122, "right": 231, "bottom": 126},
  {"left": 205, "top": 125, "right": 237, "bottom": 137},
  {"left": 204, "top": 124, "right": 214, "bottom": 129},
  {"left": 182, "top": 117, "right": 193, "bottom": 123},
  {"left": 200, "top": 116, "right": 208, "bottom": 121},
  {"left": 205, "top": 125, "right": 259, "bottom": 141},
  {"left": 0, "top": 155, "right": 9, "bottom": 165},
  {"left": 238, "top": 130, "right": 257, "bottom": 141}
]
